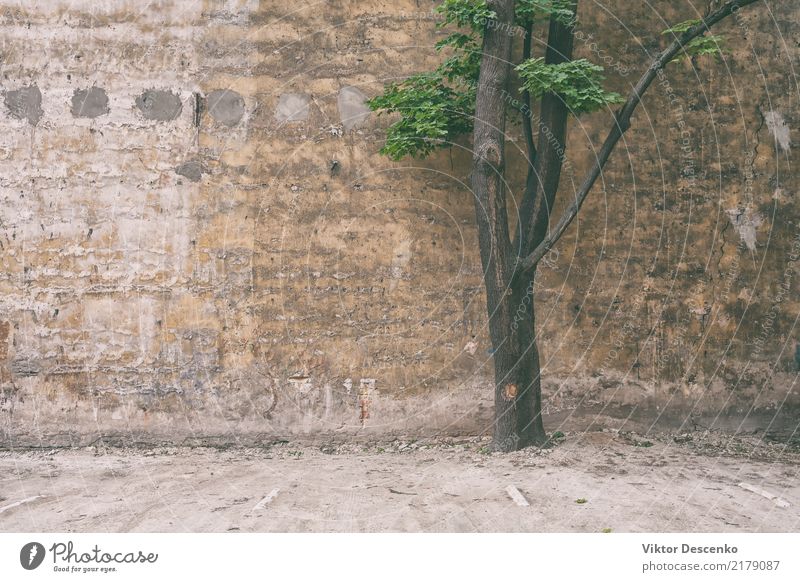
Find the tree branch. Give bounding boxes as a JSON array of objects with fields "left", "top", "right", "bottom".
[
  {"left": 512, "top": 21, "right": 539, "bottom": 259},
  {"left": 514, "top": 0, "right": 761, "bottom": 277},
  {"left": 512, "top": 2, "right": 577, "bottom": 261},
  {"left": 521, "top": 22, "right": 537, "bottom": 167}
]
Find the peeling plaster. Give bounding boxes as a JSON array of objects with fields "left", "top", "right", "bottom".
[
  {"left": 274, "top": 93, "right": 309, "bottom": 123},
  {"left": 764, "top": 111, "right": 791, "bottom": 152},
  {"left": 4, "top": 85, "right": 43, "bottom": 125},
  {"left": 337, "top": 86, "right": 370, "bottom": 131},
  {"left": 726, "top": 207, "right": 763, "bottom": 251}
]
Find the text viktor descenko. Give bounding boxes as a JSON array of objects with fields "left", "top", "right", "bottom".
[{"left": 643, "top": 543, "right": 738, "bottom": 554}]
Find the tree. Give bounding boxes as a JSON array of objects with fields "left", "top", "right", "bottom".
[{"left": 368, "top": 0, "right": 762, "bottom": 451}]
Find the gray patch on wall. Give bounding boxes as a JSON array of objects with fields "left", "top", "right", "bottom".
[
  {"left": 206, "top": 89, "right": 244, "bottom": 127},
  {"left": 4, "top": 85, "right": 43, "bottom": 125},
  {"left": 175, "top": 160, "right": 205, "bottom": 182},
  {"left": 10, "top": 358, "right": 41, "bottom": 377},
  {"left": 337, "top": 86, "right": 370, "bottom": 131},
  {"left": 764, "top": 111, "right": 791, "bottom": 152},
  {"left": 135, "top": 89, "right": 183, "bottom": 121},
  {"left": 207, "top": 89, "right": 245, "bottom": 126},
  {"left": 71, "top": 87, "right": 110, "bottom": 118},
  {"left": 726, "top": 207, "right": 762, "bottom": 251},
  {"left": 274, "top": 93, "right": 309, "bottom": 122}
]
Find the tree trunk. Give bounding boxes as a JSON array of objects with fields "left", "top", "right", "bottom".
[
  {"left": 504, "top": 271, "right": 547, "bottom": 449},
  {"left": 516, "top": 2, "right": 577, "bottom": 258},
  {"left": 470, "top": 0, "right": 544, "bottom": 452},
  {"left": 482, "top": 5, "right": 576, "bottom": 452}
]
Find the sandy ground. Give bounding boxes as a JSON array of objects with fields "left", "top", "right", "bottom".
[{"left": 1, "top": 430, "right": 798, "bottom": 532}]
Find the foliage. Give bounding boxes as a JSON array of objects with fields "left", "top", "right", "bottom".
[
  {"left": 435, "top": 34, "right": 482, "bottom": 81},
  {"left": 662, "top": 18, "right": 701, "bottom": 34},
  {"left": 516, "top": 57, "right": 623, "bottom": 113},
  {"left": 367, "top": 0, "right": 617, "bottom": 159},
  {"left": 515, "top": 0, "right": 575, "bottom": 26},
  {"left": 435, "top": 0, "right": 575, "bottom": 29},
  {"left": 435, "top": 0, "right": 496, "bottom": 31},
  {"left": 366, "top": 72, "right": 476, "bottom": 160},
  {"left": 366, "top": 2, "right": 484, "bottom": 159},
  {"left": 662, "top": 19, "right": 726, "bottom": 62}
]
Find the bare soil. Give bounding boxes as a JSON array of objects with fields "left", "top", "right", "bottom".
[{"left": 1, "top": 430, "right": 798, "bottom": 532}]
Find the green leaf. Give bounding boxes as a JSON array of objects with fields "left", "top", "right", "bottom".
[
  {"left": 366, "top": 73, "right": 475, "bottom": 160},
  {"left": 662, "top": 18, "right": 702, "bottom": 35},
  {"left": 662, "top": 19, "right": 726, "bottom": 62},
  {"left": 516, "top": 57, "right": 623, "bottom": 114},
  {"left": 516, "top": 0, "right": 575, "bottom": 26},
  {"left": 368, "top": 3, "right": 484, "bottom": 161},
  {"left": 434, "top": 32, "right": 474, "bottom": 51},
  {"left": 435, "top": 0, "right": 496, "bottom": 31}
]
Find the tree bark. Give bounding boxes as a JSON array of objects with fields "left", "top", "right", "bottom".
[
  {"left": 515, "top": 3, "right": 577, "bottom": 260},
  {"left": 471, "top": 0, "right": 544, "bottom": 451}
]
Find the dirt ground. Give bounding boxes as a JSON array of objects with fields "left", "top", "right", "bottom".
[{"left": 1, "top": 430, "right": 798, "bottom": 532}]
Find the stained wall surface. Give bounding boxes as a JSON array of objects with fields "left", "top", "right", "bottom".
[{"left": 0, "top": 0, "right": 797, "bottom": 445}]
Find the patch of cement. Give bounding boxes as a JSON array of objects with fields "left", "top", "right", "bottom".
[
  {"left": 71, "top": 87, "right": 109, "bottom": 118},
  {"left": 175, "top": 160, "right": 205, "bottom": 182},
  {"left": 337, "top": 86, "right": 370, "bottom": 131},
  {"left": 274, "top": 93, "right": 309, "bottom": 123},
  {"left": 4, "top": 85, "right": 43, "bottom": 125},
  {"left": 135, "top": 89, "right": 182, "bottom": 121},
  {"left": 10, "top": 358, "right": 41, "bottom": 377},
  {"left": 764, "top": 111, "right": 791, "bottom": 152},
  {"left": 207, "top": 89, "right": 245, "bottom": 127},
  {"left": 726, "top": 207, "right": 762, "bottom": 251}
]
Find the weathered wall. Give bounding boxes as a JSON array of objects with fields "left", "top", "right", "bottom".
[{"left": 0, "top": 0, "right": 797, "bottom": 446}]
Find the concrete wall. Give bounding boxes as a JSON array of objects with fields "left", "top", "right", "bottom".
[{"left": 0, "top": 0, "right": 797, "bottom": 446}]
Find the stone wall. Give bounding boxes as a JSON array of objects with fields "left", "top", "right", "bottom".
[{"left": 0, "top": 0, "right": 797, "bottom": 446}]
